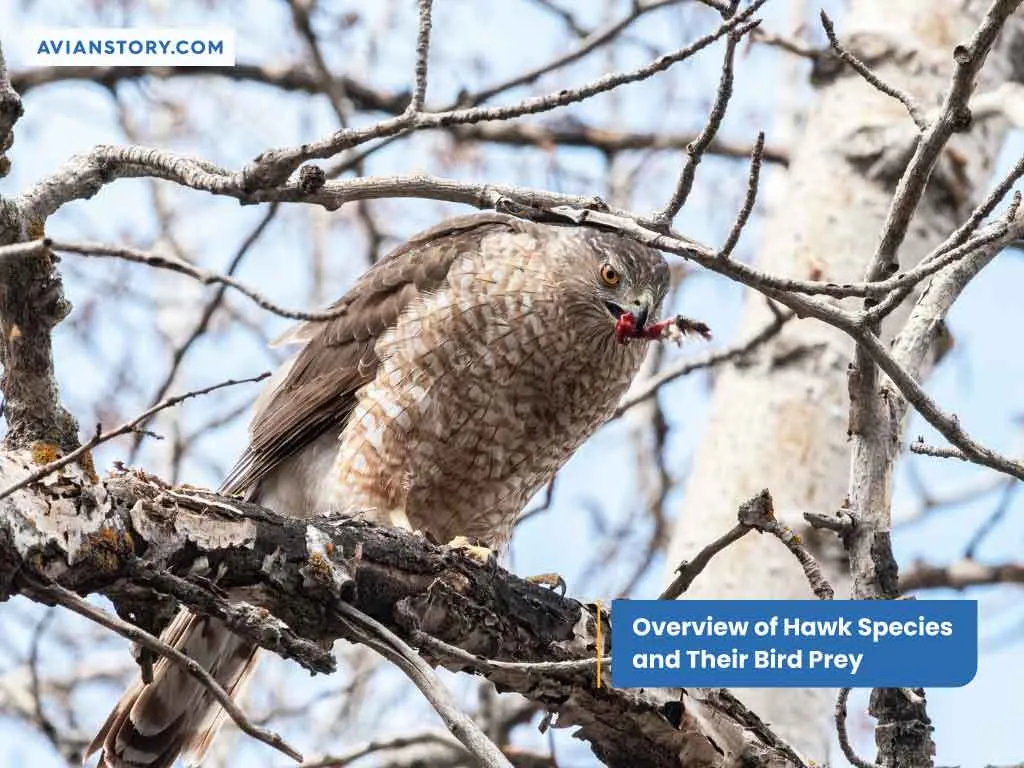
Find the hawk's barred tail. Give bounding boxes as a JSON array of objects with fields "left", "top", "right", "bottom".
[{"left": 86, "top": 610, "right": 260, "bottom": 768}]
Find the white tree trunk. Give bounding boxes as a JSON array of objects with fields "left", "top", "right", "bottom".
[{"left": 664, "top": 0, "right": 1019, "bottom": 758}]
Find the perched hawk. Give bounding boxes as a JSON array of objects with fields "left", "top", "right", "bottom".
[{"left": 90, "top": 212, "right": 671, "bottom": 768}]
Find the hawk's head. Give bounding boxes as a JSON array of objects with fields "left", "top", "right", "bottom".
[{"left": 579, "top": 231, "right": 670, "bottom": 343}]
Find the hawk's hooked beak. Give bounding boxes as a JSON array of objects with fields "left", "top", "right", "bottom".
[
  {"left": 634, "top": 303, "right": 651, "bottom": 330},
  {"left": 605, "top": 299, "right": 652, "bottom": 329},
  {"left": 604, "top": 301, "right": 626, "bottom": 319}
]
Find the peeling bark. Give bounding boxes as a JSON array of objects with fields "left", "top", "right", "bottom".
[{"left": 0, "top": 453, "right": 803, "bottom": 768}]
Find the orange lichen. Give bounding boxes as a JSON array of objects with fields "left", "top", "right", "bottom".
[
  {"left": 324, "top": 542, "right": 335, "bottom": 557},
  {"left": 307, "top": 552, "right": 330, "bottom": 572},
  {"left": 83, "top": 527, "right": 135, "bottom": 573},
  {"left": 30, "top": 441, "right": 60, "bottom": 465},
  {"left": 78, "top": 449, "right": 100, "bottom": 484},
  {"left": 26, "top": 219, "right": 45, "bottom": 241}
]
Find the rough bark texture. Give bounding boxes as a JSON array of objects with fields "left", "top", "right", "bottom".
[
  {"left": 0, "top": 452, "right": 804, "bottom": 768},
  {"left": 663, "top": 0, "right": 1019, "bottom": 758}
]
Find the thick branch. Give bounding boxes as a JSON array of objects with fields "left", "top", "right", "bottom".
[{"left": 0, "top": 454, "right": 804, "bottom": 768}]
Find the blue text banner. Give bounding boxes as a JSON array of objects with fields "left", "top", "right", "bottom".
[{"left": 610, "top": 599, "right": 977, "bottom": 688}]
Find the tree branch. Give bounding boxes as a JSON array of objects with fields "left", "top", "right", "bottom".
[{"left": 0, "top": 456, "right": 805, "bottom": 768}]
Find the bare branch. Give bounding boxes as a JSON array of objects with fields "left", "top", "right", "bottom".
[
  {"left": 240, "top": 0, "right": 770, "bottom": 190},
  {"left": 450, "top": 120, "right": 788, "bottom": 163},
  {"left": 867, "top": 0, "right": 1023, "bottom": 279},
  {"left": 0, "top": 372, "right": 269, "bottom": 502},
  {"left": 0, "top": 41, "right": 23, "bottom": 180},
  {"left": 660, "top": 522, "right": 750, "bottom": 600},
  {"left": 819, "top": 11, "right": 927, "bottom": 130},
  {"left": 414, "top": 630, "right": 608, "bottom": 677},
  {"left": 718, "top": 131, "right": 765, "bottom": 259},
  {"left": 10, "top": 64, "right": 411, "bottom": 113},
  {"left": 334, "top": 603, "right": 513, "bottom": 768},
  {"left": 862, "top": 329, "right": 1024, "bottom": 480},
  {"left": 612, "top": 304, "right": 790, "bottom": 418},
  {"left": 653, "top": 25, "right": 748, "bottom": 225},
  {"left": 19, "top": 576, "right": 303, "bottom": 764},
  {"left": 409, "top": 0, "right": 434, "bottom": 113},
  {"left": 466, "top": 0, "right": 686, "bottom": 106},
  {"left": 302, "top": 733, "right": 465, "bottom": 768},
  {"left": 908, "top": 441, "right": 968, "bottom": 461},
  {"left": 900, "top": 560, "right": 1024, "bottom": 591},
  {"left": 661, "top": 489, "right": 834, "bottom": 601},
  {"left": 50, "top": 239, "right": 352, "bottom": 322},
  {"left": 835, "top": 688, "right": 880, "bottom": 768}
]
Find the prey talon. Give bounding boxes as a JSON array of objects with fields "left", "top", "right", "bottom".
[
  {"left": 526, "top": 572, "right": 567, "bottom": 596},
  {"left": 447, "top": 535, "right": 495, "bottom": 565}
]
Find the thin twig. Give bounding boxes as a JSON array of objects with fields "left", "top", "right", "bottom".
[
  {"left": 835, "top": 688, "right": 880, "bottom": 768},
  {"left": 750, "top": 27, "right": 820, "bottom": 60},
  {"left": 0, "top": 239, "right": 47, "bottom": 261},
  {"left": 653, "top": 24, "right": 749, "bottom": 225},
  {"left": 718, "top": 131, "right": 765, "bottom": 259},
  {"left": 334, "top": 602, "right": 513, "bottom": 768},
  {"left": 909, "top": 441, "right": 968, "bottom": 461},
  {"left": 408, "top": 0, "right": 434, "bottom": 112},
  {"left": 612, "top": 305, "right": 791, "bottom": 418},
  {"left": 19, "top": 576, "right": 303, "bottom": 763},
  {"left": 660, "top": 522, "right": 751, "bottom": 600},
  {"left": 661, "top": 489, "right": 835, "bottom": 600},
  {"left": 50, "top": 239, "right": 350, "bottom": 322},
  {"left": 0, "top": 372, "right": 269, "bottom": 502},
  {"left": 126, "top": 204, "right": 279, "bottom": 461},
  {"left": 302, "top": 732, "right": 464, "bottom": 768},
  {"left": 466, "top": 0, "right": 686, "bottom": 106},
  {"left": 964, "top": 478, "right": 1019, "bottom": 559},
  {"left": 819, "top": 11, "right": 926, "bottom": 129}
]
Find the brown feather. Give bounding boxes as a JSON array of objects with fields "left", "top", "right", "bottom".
[{"left": 220, "top": 212, "right": 528, "bottom": 499}]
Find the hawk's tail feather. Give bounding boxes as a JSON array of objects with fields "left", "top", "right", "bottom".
[{"left": 86, "top": 610, "right": 260, "bottom": 768}]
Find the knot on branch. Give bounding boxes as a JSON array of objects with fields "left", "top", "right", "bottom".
[{"left": 298, "top": 163, "right": 326, "bottom": 193}]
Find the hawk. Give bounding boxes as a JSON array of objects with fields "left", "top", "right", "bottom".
[{"left": 89, "top": 212, "right": 673, "bottom": 768}]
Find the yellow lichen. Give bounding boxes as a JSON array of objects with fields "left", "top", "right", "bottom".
[{"left": 30, "top": 441, "right": 60, "bottom": 465}]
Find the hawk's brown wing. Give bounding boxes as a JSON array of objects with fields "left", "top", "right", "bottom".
[{"left": 220, "top": 212, "right": 529, "bottom": 498}]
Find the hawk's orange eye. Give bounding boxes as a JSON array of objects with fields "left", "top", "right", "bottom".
[{"left": 600, "top": 263, "right": 620, "bottom": 287}]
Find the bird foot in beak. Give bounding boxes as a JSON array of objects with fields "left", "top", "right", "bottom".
[{"left": 615, "top": 312, "right": 712, "bottom": 345}]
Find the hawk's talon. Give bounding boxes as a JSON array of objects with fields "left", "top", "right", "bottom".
[
  {"left": 526, "top": 572, "right": 567, "bottom": 596},
  {"left": 446, "top": 535, "right": 495, "bottom": 565}
]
